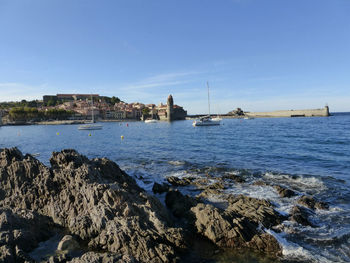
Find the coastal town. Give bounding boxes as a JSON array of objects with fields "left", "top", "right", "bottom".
[{"left": 0, "top": 93, "right": 188, "bottom": 125}]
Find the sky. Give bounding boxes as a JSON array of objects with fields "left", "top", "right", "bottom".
[{"left": 0, "top": 0, "right": 349, "bottom": 114}]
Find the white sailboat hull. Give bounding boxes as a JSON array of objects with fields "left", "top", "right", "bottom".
[
  {"left": 78, "top": 124, "right": 103, "bottom": 130},
  {"left": 192, "top": 119, "right": 221, "bottom": 126}
]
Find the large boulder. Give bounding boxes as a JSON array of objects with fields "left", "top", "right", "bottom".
[
  {"left": 227, "top": 195, "right": 287, "bottom": 228},
  {"left": 190, "top": 203, "right": 281, "bottom": 256},
  {"left": 0, "top": 148, "right": 186, "bottom": 263}
]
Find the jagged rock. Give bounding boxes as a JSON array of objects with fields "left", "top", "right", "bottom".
[
  {"left": 57, "top": 235, "right": 80, "bottom": 252},
  {"left": 290, "top": 205, "right": 315, "bottom": 227},
  {"left": 297, "top": 195, "right": 329, "bottom": 210},
  {"left": 167, "top": 176, "right": 194, "bottom": 186},
  {"left": 152, "top": 182, "right": 170, "bottom": 194},
  {"left": 190, "top": 203, "right": 281, "bottom": 256},
  {"left": 0, "top": 148, "right": 186, "bottom": 263},
  {"left": 165, "top": 190, "right": 197, "bottom": 218},
  {"left": 0, "top": 208, "right": 55, "bottom": 263},
  {"left": 273, "top": 185, "right": 296, "bottom": 198},
  {"left": 227, "top": 195, "right": 287, "bottom": 228}
]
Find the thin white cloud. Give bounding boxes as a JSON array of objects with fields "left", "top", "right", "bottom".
[
  {"left": 121, "top": 71, "right": 203, "bottom": 91},
  {"left": 0, "top": 82, "right": 51, "bottom": 102}
]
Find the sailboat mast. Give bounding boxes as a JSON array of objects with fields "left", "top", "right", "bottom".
[
  {"left": 91, "top": 95, "right": 94, "bottom": 123},
  {"left": 207, "top": 81, "right": 211, "bottom": 117}
]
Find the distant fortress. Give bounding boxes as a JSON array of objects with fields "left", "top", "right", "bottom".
[{"left": 243, "top": 106, "right": 330, "bottom": 118}]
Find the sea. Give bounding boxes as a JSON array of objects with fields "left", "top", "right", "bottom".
[{"left": 1, "top": 113, "right": 350, "bottom": 263}]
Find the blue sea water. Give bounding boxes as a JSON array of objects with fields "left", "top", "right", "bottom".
[{"left": 1, "top": 113, "right": 350, "bottom": 262}]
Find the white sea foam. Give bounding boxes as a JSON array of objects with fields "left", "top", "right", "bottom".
[
  {"left": 267, "top": 230, "right": 334, "bottom": 263},
  {"left": 168, "top": 160, "right": 186, "bottom": 166},
  {"left": 263, "top": 172, "right": 326, "bottom": 193},
  {"left": 225, "top": 184, "right": 280, "bottom": 201}
]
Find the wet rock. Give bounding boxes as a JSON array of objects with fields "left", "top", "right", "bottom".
[
  {"left": 297, "top": 195, "right": 329, "bottom": 210},
  {"left": 290, "top": 205, "right": 315, "bottom": 227},
  {"left": 152, "top": 182, "right": 170, "bottom": 194},
  {"left": 0, "top": 148, "right": 186, "bottom": 263},
  {"left": 227, "top": 195, "right": 287, "bottom": 228},
  {"left": 222, "top": 173, "right": 245, "bottom": 183},
  {"left": 252, "top": 180, "right": 270, "bottom": 186},
  {"left": 167, "top": 176, "right": 194, "bottom": 186},
  {"left": 165, "top": 190, "right": 197, "bottom": 218},
  {"left": 273, "top": 185, "right": 296, "bottom": 198},
  {"left": 190, "top": 203, "right": 281, "bottom": 256},
  {"left": 208, "top": 181, "right": 225, "bottom": 190}
]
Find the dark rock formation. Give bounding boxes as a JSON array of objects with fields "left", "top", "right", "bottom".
[
  {"left": 222, "top": 173, "right": 245, "bottom": 183},
  {"left": 0, "top": 147, "right": 286, "bottom": 262},
  {"left": 290, "top": 205, "right": 315, "bottom": 227},
  {"left": 152, "top": 182, "right": 170, "bottom": 194},
  {"left": 273, "top": 185, "right": 296, "bottom": 198},
  {"left": 0, "top": 148, "right": 186, "bottom": 262},
  {"left": 297, "top": 195, "right": 329, "bottom": 210},
  {"left": 167, "top": 176, "right": 194, "bottom": 186},
  {"left": 165, "top": 190, "right": 197, "bottom": 218}
]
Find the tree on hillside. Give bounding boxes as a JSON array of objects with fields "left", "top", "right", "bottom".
[
  {"left": 111, "top": 96, "right": 120, "bottom": 104},
  {"left": 142, "top": 108, "right": 150, "bottom": 116}
]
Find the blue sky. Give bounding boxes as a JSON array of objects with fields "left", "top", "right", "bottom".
[{"left": 0, "top": 0, "right": 349, "bottom": 114}]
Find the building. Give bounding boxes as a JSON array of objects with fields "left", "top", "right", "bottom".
[{"left": 158, "top": 95, "right": 187, "bottom": 121}]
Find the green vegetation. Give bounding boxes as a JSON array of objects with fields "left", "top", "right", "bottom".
[
  {"left": 100, "top": 96, "right": 121, "bottom": 105},
  {"left": 9, "top": 107, "right": 74, "bottom": 121},
  {"left": 0, "top": 100, "right": 43, "bottom": 109},
  {"left": 142, "top": 107, "right": 150, "bottom": 116}
]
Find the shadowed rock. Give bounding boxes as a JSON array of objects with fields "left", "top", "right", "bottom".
[
  {"left": 0, "top": 208, "right": 57, "bottom": 263},
  {"left": 165, "top": 190, "right": 197, "bottom": 218},
  {"left": 152, "top": 182, "right": 170, "bottom": 194}
]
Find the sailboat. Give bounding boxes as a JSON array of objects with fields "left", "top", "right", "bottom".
[
  {"left": 78, "top": 96, "right": 103, "bottom": 130},
  {"left": 192, "top": 82, "right": 221, "bottom": 126}
]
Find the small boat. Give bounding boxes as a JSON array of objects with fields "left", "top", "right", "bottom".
[
  {"left": 144, "top": 119, "right": 158, "bottom": 123},
  {"left": 193, "top": 115, "right": 221, "bottom": 126},
  {"left": 193, "top": 82, "right": 221, "bottom": 127},
  {"left": 78, "top": 95, "right": 103, "bottom": 130},
  {"left": 78, "top": 124, "right": 103, "bottom": 130},
  {"left": 244, "top": 116, "right": 254, "bottom": 120}
]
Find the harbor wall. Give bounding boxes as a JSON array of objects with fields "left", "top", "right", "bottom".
[{"left": 245, "top": 106, "right": 329, "bottom": 118}]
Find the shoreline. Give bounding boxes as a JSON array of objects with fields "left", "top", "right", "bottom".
[{"left": 0, "top": 147, "right": 290, "bottom": 262}]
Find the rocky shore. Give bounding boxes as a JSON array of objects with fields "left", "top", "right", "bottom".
[{"left": 0, "top": 148, "right": 329, "bottom": 262}]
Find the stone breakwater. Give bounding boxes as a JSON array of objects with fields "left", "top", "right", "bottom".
[
  {"left": 0, "top": 148, "right": 325, "bottom": 262},
  {"left": 245, "top": 106, "right": 330, "bottom": 118}
]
